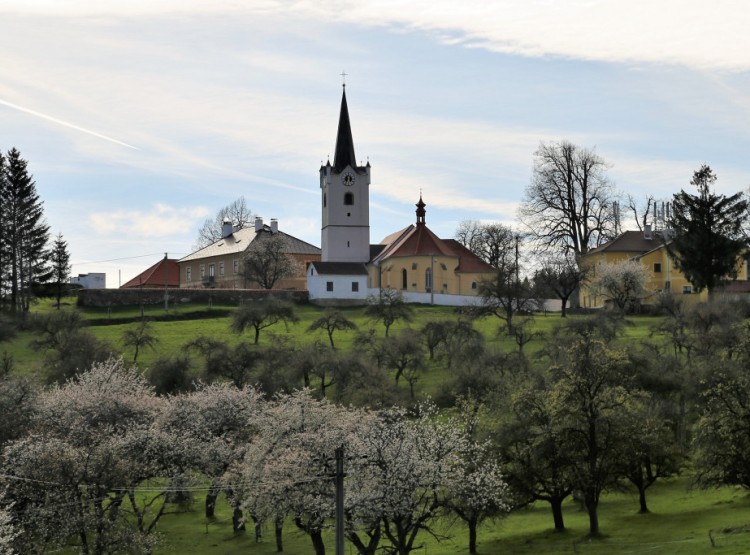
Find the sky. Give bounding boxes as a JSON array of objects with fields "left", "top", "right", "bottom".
[{"left": 1, "top": 0, "right": 749, "bottom": 287}]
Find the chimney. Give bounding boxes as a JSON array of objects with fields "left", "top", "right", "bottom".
[
  {"left": 644, "top": 224, "right": 652, "bottom": 240},
  {"left": 222, "top": 220, "right": 233, "bottom": 238},
  {"left": 270, "top": 218, "right": 278, "bottom": 234},
  {"left": 255, "top": 216, "right": 264, "bottom": 232}
]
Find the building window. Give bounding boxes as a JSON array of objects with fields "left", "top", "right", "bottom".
[
  {"left": 471, "top": 281, "right": 477, "bottom": 289},
  {"left": 411, "top": 263, "right": 418, "bottom": 270},
  {"left": 233, "top": 259, "right": 239, "bottom": 274},
  {"left": 326, "top": 281, "right": 334, "bottom": 292},
  {"left": 186, "top": 267, "right": 192, "bottom": 282},
  {"left": 208, "top": 264, "right": 215, "bottom": 277},
  {"left": 425, "top": 267, "right": 432, "bottom": 292},
  {"left": 200, "top": 265, "right": 205, "bottom": 279},
  {"left": 323, "top": 193, "right": 327, "bottom": 207},
  {"left": 654, "top": 263, "right": 662, "bottom": 273},
  {"left": 344, "top": 192, "right": 354, "bottom": 205},
  {"left": 219, "top": 262, "right": 225, "bottom": 276},
  {"left": 683, "top": 285, "right": 692, "bottom": 294},
  {"left": 352, "top": 282, "right": 359, "bottom": 292},
  {"left": 402, "top": 269, "right": 408, "bottom": 290}
]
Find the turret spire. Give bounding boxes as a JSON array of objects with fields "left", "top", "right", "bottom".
[
  {"left": 416, "top": 194, "right": 426, "bottom": 226},
  {"left": 333, "top": 87, "right": 356, "bottom": 172}
]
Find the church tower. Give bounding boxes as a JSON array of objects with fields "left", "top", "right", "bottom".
[{"left": 320, "top": 86, "right": 371, "bottom": 262}]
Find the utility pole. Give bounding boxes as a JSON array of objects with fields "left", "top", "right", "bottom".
[{"left": 335, "top": 446, "right": 345, "bottom": 555}]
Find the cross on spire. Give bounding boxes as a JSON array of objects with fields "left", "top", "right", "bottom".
[{"left": 341, "top": 71, "right": 348, "bottom": 87}]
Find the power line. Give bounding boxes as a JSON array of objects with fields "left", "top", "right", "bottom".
[{"left": 71, "top": 253, "right": 189, "bottom": 266}]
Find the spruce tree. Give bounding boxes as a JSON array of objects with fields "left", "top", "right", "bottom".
[
  {"left": 2, "top": 148, "right": 50, "bottom": 313},
  {"left": 0, "top": 152, "right": 7, "bottom": 310},
  {"left": 50, "top": 233, "right": 71, "bottom": 309},
  {"left": 667, "top": 165, "right": 748, "bottom": 296}
]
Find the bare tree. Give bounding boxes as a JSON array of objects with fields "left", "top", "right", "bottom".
[
  {"left": 241, "top": 234, "right": 298, "bottom": 290},
  {"left": 455, "top": 220, "right": 484, "bottom": 256},
  {"left": 533, "top": 254, "right": 587, "bottom": 317},
  {"left": 231, "top": 300, "right": 298, "bottom": 344},
  {"left": 121, "top": 320, "right": 159, "bottom": 363},
  {"left": 455, "top": 220, "right": 516, "bottom": 269},
  {"left": 194, "top": 196, "right": 254, "bottom": 250},
  {"left": 626, "top": 194, "right": 656, "bottom": 232},
  {"left": 307, "top": 308, "right": 357, "bottom": 349},
  {"left": 364, "top": 288, "right": 413, "bottom": 337},
  {"left": 520, "top": 140, "right": 617, "bottom": 258}
]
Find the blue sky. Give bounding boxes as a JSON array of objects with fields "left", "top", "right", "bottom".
[{"left": 1, "top": 1, "right": 749, "bottom": 286}]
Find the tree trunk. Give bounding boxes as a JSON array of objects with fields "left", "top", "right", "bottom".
[
  {"left": 348, "top": 529, "right": 381, "bottom": 555},
  {"left": 638, "top": 485, "right": 649, "bottom": 514},
  {"left": 561, "top": 297, "right": 568, "bottom": 317},
  {"left": 205, "top": 487, "right": 219, "bottom": 518},
  {"left": 550, "top": 497, "right": 566, "bottom": 531},
  {"left": 310, "top": 529, "right": 326, "bottom": 555},
  {"left": 584, "top": 492, "right": 599, "bottom": 536},
  {"left": 232, "top": 506, "right": 245, "bottom": 532},
  {"left": 275, "top": 517, "right": 284, "bottom": 552},
  {"left": 252, "top": 515, "right": 262, "bottom": 541},
  {"left": 468, "top": 516, "right": 478, "bottom": 554}
]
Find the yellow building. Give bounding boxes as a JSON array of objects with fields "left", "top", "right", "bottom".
[
  {"left": 367, "top": 196, "right": 497, "bottom": 303},
  {"left": 580, "top": 227, "right": 749, "bottom": 308}
]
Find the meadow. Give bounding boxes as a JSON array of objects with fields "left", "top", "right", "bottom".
[
  {"left": 5, "top": 297, "right": 750, "bottom": 554},
  {"left": 155, "top": 477, "right": 750, "bottom": 554}
]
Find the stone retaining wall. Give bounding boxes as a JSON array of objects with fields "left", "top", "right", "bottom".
[{"left": 77, "top": 288, "right": 308, "bottom": 307}]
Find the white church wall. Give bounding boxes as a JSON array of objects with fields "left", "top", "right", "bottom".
[{"left": 308, "top": 273, "right": 369, "bottom": 301}]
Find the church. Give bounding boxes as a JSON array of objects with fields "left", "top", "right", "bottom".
[{"left": 307, "top": 87, "right": 497, "bottom": 305}]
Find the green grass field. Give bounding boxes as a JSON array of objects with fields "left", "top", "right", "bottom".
[
  {"left": 8, "top": 298, "right": 750, "bottom": 554},
  {"left": 150, "top": 477, "right": 750, "bottom": 554}
]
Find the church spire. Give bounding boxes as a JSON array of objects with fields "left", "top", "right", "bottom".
[
  {"left": 333, "top": 86, "right": 357, "bottom": 172},
  {"left": 416, "top": 194, "right": 426, "bottom": 226}
]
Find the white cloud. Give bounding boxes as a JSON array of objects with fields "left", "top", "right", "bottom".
[
  {"left": 4, "top": 1, "right": 747, "bottom": 71},
  {"left": 273, "top": 0, "right": 750, "bottom": 72},
  {"left": 89, "top": 205, "right": 210, "bottom": 238}
]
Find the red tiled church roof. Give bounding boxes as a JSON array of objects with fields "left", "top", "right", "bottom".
[{"left": 371, "top": 196, "right": 496, "bottom": 274}]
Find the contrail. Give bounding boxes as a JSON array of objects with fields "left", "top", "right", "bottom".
[{"left": 0, "top": 98, "right": 139, "bottom": 150}]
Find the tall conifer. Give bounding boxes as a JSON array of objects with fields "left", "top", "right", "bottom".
[
  {"left": 667, "top": 165, "right": 748, "bottom": 296},
  {"left": 1, "top": 148, "right": 50, "bottom": 313},
  {"left": 50, "top": 233, "right": 71, "bottom": 309}
]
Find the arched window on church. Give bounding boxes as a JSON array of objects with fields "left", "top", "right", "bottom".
[
  {"left": 402, "top": 268, "right": 408, "bottom": 290},
  {"left": 344, "top": 192, "right": 354, "bottom": 206},
  {"left": 425, "top": 267, "right": 432, "bottom": 292}
]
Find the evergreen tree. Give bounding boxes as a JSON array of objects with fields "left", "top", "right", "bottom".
[
  {"left": 49, "top": 233, "right": 71, "bottom": 309},
  {"left": 1, "top": 149, "right": 50, "bottom": 313},
  {"left": 0, "top": 152, "right": 7, "bottom": 309},
  {"left": 668, "top": 165, "right": 748, "bottom": 296}
]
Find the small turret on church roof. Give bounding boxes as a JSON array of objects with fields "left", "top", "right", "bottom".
[
  {"left": 416, "top": 194, "right": 426, "bottom": 226},
  {"left": 333, "top": 87, "right": 357, "bottom": 173}
]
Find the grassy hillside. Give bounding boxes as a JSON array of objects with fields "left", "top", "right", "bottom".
[
  {"left": 146, "top": 476, "right": 750, "bottom": 554},
  {"left": 8, "top": 298, "right": 750, "bottom": 554}
]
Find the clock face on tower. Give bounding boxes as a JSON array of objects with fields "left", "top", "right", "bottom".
[{"left": 342, "top": 172, "right": 355, "bottom": 187}]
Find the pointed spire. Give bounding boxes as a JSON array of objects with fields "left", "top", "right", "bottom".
[
  {"left": 416, "top": 194, "right": 426, "bottom": 226},
  {"left": 333, "top": 87, "right": 357, "bottom": 172}
]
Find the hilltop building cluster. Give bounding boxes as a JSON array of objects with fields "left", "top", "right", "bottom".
[
  {"left": 123, "top": 87, "right": 497, "bottom": 306},
  {"left": 120, "top": 88, "right": 750, "bottom": 309}
]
